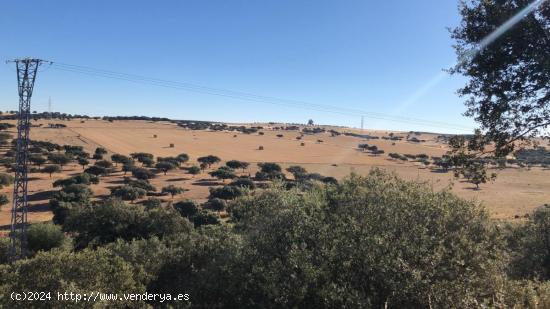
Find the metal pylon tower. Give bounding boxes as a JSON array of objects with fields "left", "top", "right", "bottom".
[{"left": 7, "top": 58, "right": 48, "bottom": 261}]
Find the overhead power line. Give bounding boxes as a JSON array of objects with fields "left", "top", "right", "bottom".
[{"left": 48, "top": 61, "right": 473, "bottom": 132}]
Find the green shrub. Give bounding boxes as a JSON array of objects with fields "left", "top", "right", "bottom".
[{"left": 27, "top": 222, "right": 65, "bottom": 253}]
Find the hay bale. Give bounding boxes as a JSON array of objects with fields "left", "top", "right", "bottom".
[
  {"left": 153, "top": 134, "right": 157, "bottom": 138},
  {"left": 169, "top": 143, "right": 174, "bottom": 148},
  {"left": 258, "top": 146, "right": 264, "bottom": 150}
]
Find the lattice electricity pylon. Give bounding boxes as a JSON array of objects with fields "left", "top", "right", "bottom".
[{"left": 7, "top": 58, "right": 49, "bottom": 261}]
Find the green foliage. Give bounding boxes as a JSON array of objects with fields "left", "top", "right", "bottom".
[
  {"left": 256, "top": 162, "right": 285, "bottom": 180},
  {"left": 451, "top": 0, "right": 550, "bottom": 156},
  {"left": 29, "top": 154, "right": 46, "bottom": 167},
  {"left": 161, "top": 185, "right": 184, "bottom": 198},
  {"left": 0, "top": 173, "right": 14, "bottom": 188},
  {"left": 506, "top": 204, "right": 550, "bottom": 280},
  {"left": 209, "top": 166, "right": 237, "bottom": 181},
  {"left": 42, "top": 165, "right": 61, "bottom": 177},
  {"left": 230, "top": 169, "right": 504, "bottom": 307},
  {"left": 203, "top": 198, "right": 226, "bottom": 212},
  {"left": 110, "top": 185, "right": 146, "bottom": 201},
  {"left": 173, "top": 200, "right": 199, "bottom": 218},
  {"left": 63, "top": 199, "right": 192, "bottom": 249},
  {"left": 209, "top": 185, "right": 242, "bottom": 200},
  {"left": 77, "top": 157, "right": 89, "bottom": 169},
  {"left": 124, "top": 178, "right": 156, "bottom": 192},
  {"left": 155, "top": 161, "right": 176, "bottom": 175},
  {"left": 84, "top": 165, "right": 107, "bottom": 176},
  {"left": 176, "top": 153, "right": 190, "bottom": 164},
  {"left": 286, "top": 165, "right": 307, "bottom": 180},
  {"left": 131, "top": 167, "right": 154, "bottom": 180},
  {"left": 0, "top": 194, "right": 8, "bottom": 209},
  {"left": 226, "top": 160, "right": 249, "bottom": 171},
  {"left": 52, "top": 173, "right": 99, "bottom": 188},
  {"left": 187, "top": 165, "right": 201, "bottom": 175},
  {"left": 142, "top": 198, "right": 162, "bottom": 210},
  {"left": 0, "top": 238, "right": 9, "bottom": 264},
  {"left": 192, "top": 209, "right": 220, "bottom": 227},
  {"left": 94, "top": 160, "right": 113, "bottom": 169},
  {"left": 0, "top": 248, "right": 145, "bottom": 308},
  {"left": 47, "top": 153, "right": 72, "bottom": 167},
  {"left": 50, "top": 183, "right": 93, "bottom": 225},
  {"left": 111, "top": 153, "right": 131, "bottom": 166},
  {"left": 197, "top": 155, "right": 221, "bottom": 168},
  {"left": 27, "top": 222, "right": 65, "bottom": 254},
  {"left": 0, "top": 123, "right": 15, "bottom": 131},
  {"left": 94, "top": 147, "right": 107, "bottom": 155},
  {"left": 229, "top": 177, "right": 256, "bottom": 189}
]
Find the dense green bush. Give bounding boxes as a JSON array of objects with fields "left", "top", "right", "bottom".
[
  {"left": 0, "top": 248, "right": 145, "bottom": 308},
  {"left": 506, "top": 204, "right": 550, "bottom": 280},
  {"left": 27, "top": 222, "right": 65, "bottom": 254},
  {"left": 63, "top": 199, "right": 191, "bottom": 249},
  {"left": 229, "top": 169, "right": 504, "bottom": 307}
]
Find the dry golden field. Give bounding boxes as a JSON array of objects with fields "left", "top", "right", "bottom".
[{"left": 1, "top": 118, "right": 549, "bottom": 230}]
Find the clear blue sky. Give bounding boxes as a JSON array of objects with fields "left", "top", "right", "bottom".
[{"left": 0, "top": 0, "right": 476, "bottom": 133}]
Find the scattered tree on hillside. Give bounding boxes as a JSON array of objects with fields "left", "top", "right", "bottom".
[
  {"left": 110, "top": 185, "right": 146, "bottom": 202},
  {"left": 0, "top": 173, "right": 14, "bottom": 188},
  {"left": 77, "top": 158, "right": 89, "bottom": 170},
  {"left": 286, "top": 165, "right": 307, "bottom": 180},
  {"left": 155, "top": 161, "right": 177, "bottom": 175},
  {"left": 84, "top": 165, "right": 107, "bottom": 177},
  {"left": 111, "top": 154, "right": 130, "bottom": 167},
  {"left": 48, "top": 153, "right": 72, "bottom": 169},
  {"left": 226, "top": 160, "right": 249, "bottom": 172},
  {"left": 94, "top": 147, "right": 107, "bottom": 157},
  {"left": 29, "top": 154, "right": 46, "bottom": 168},
  {"left": 176, "top": 153, "right": 190, "bottom": 165},
  {"left": 95, "top": 160, "right": 113, "bottom": 169},
  {"left": 197, "top": 155, "right": 221, "bottom": 168},
  {"left": 132, "top": 167, "right": 155, "bottom": 180},
  {"left": 209, "top": 167, "right": 237, "bottom": 182},
  {"left": 188, "top": 165, "right": 201, "bottom": 177},
  {"left": 162, "top": 185, "right": 185, "bottom": 199},
  {"left": 0, "top": 194, "right": 8, "bottom": 209},
  {"left": 42, "top": 165, "right": 61, "bottom": 178}
]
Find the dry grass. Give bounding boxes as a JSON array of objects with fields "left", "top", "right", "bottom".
[{"left": 0, "top": 118, "right": 549, "bottom": 230}]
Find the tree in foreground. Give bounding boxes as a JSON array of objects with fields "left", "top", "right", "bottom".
[
  {"left": 0, "top": 248, "right": 146, "bottom": 308},
  {"left": 451, "top": 0, "right": 550, "bottom": 157},
  {"left": 27, "top": 222, "right": 65, "bottom": 254}
]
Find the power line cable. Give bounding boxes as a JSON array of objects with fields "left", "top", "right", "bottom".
[{"left": 48, "top": 61, "right": 473, "bottom": 132}]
